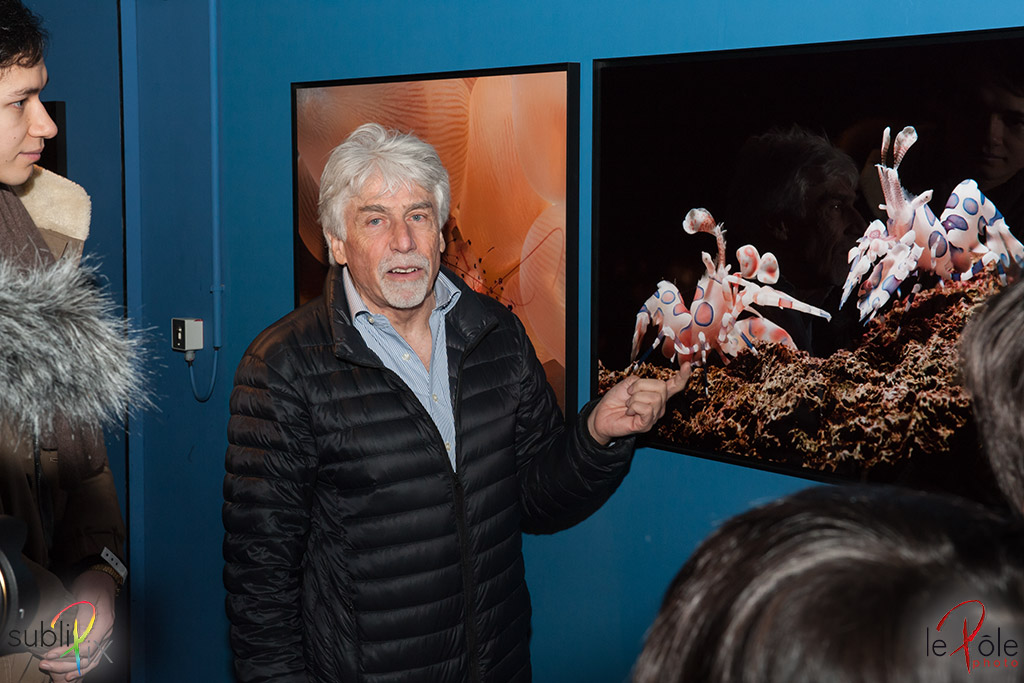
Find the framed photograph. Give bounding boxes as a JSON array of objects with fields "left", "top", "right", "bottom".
[
  {"left": 40, "top": 101, "right": 66, "bottom": 176},
  {"left": 593, "top": 28, "right": 1024, "bottom": 502},
  {"left": 293, "top": 64, "right": 580, "bottom": 414}
]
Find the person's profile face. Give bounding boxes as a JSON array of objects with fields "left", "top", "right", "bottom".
[
  {"left": 0, "top": 60, "right": 57, "bottom": 186},
  {"left": 794, "top": 179, "right": 865, "bottom": 289},
  {"left": 963, "top": 83, "right": 1024, "bottom": 191}
]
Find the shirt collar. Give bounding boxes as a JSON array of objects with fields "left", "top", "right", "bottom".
[{"left": 342, "top": 265, "right": 461, "bottom": 321}]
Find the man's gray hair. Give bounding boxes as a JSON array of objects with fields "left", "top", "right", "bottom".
[{"left": 318, "top": 123, "right": 451, "bottom": 264}]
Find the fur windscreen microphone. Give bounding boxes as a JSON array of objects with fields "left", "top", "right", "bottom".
[{"left": 0, "top": 257, "right": 151, "bottom": 435}]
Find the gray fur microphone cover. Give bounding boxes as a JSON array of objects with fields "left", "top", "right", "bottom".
[{"left": 0, "top": 256, "right": 151, "bottom": 434}]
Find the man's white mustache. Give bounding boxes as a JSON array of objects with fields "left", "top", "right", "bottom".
[{"left": 378, "top": 254, "right": 430, "bottom": 277}]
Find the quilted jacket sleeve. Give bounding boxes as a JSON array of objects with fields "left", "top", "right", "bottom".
[
  {"left": 511, "top": 315, "right": 636, "bottom": 535},
  {"left": 223, "top": 348, "right": 318, "bottom": 683}
]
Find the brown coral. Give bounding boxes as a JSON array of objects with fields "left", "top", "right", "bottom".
[{"left": 599, "top": 273, "right": 1006, "bottom": 502}]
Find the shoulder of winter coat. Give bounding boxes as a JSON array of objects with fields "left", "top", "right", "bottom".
[{"left": 238, "top": 295, "right": 333, "bottom": 370}]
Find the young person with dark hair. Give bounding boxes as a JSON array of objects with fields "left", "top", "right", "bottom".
[{"left": 1, "top": 2, "right": 134, "bottom": 680}]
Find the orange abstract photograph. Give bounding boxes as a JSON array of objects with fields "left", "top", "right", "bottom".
[{"left": 293, "top": 65, "right": 578, "bottom": 412}]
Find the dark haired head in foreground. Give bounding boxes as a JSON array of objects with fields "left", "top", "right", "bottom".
[
  {"left": 961, "top": 278, "right": 1024, "bottom": 518},
  {"left": 633, "top": 485, "right": 1024, "bottom": 683}
]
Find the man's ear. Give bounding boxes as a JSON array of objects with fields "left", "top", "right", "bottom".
[
  {"left": 327, "top": 232, "right": 347, "bottom": 265},
  {"left": 440, "top": 216, "right": 454, "bottom": 255}
]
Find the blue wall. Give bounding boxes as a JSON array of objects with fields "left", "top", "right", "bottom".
[{"left": 27, "top": 1, "right": 1024, "bottom": 681}]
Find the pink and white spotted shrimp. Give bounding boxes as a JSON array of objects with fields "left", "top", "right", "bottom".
[
  {"left": 841, "top": 125, "right": 1024, "bottom": 321},
  {"left": 631, "top": 208, "right": 832, "bottom": 368}
]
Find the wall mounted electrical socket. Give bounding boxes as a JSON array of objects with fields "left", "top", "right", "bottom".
[{"left": 171, "top": 317, "right": 204, "bottom": 352}]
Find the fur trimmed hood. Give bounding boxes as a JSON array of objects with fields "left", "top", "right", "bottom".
[{"left": 0, "top": 255, "right": 151, "bottom": 434}]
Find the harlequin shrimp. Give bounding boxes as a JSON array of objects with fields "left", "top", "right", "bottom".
[
  {"left": 630, "top": 208, "right": 832, "bottom": 368},
  {"left": 841, "top": 125, "right": 1024, "bottom": 321}
]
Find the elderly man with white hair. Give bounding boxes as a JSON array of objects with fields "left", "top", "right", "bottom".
[{"left": 223, "top": 123, "right": 687, "bottom": 682}]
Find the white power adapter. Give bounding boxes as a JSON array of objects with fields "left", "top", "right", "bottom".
[{"left": 171, "top": 317, "right": 204, "bottom": 352}]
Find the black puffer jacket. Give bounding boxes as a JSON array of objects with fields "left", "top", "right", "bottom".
[{"left": 223, "top": 267, "right": 634, "bottom": 682}]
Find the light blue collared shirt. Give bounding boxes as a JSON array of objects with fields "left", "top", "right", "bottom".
[{"left": 344, "top": 266, "right": 462, "bottom": 471}]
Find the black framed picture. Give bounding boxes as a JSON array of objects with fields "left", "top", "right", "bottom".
[
  {"left": 592, "top": 27, "right": 1024, "bottom": 503},
  {"left": 293, "top": 64, "right": 580, "bottom": 414},
  {"left": 40, "top": 101, "right": 65, "bottom": 176}
]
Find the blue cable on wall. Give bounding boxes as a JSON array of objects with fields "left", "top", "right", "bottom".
[{"left": 188, "top": 0, "right": 223, "bottom": 403}]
